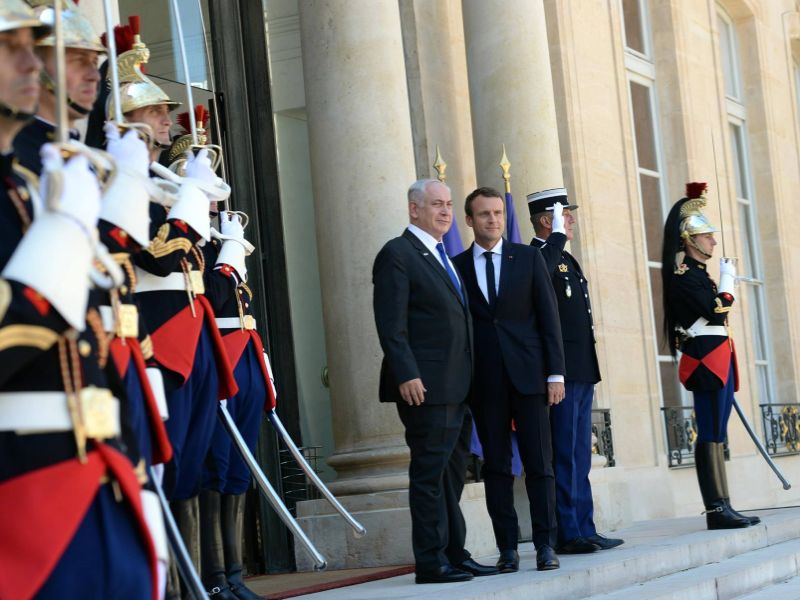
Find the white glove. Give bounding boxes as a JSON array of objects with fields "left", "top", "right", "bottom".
[
  {"left": 184, "top": 148, "right": 218, "bottom": 186},
  {"left": 105, "top": 123, "right": 150, "bottom": 178},
  {"left": 551, "top": 202, "right": 565, "bottom": 234},
  {"left": 718, "top": 257, "right": 736, "bottom": 297},
  {"left": 41, "top": 145, "right": 102, "bottom": 238},
  {"left": 219, "top": 211, "right": 245, "bottom": 242}
]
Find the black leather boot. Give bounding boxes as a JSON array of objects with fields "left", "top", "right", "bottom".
[
  {"left": 714, "top": 443, "right": 761, "bottom": 525},
  {"left": 200, "top": 490, "right": 238, "bottom": 599},
  {"left": 171, "top": 497, "right": 202, "bottom": 598},
  {"left": 695, "top": 442, "right": 750, "bottom": 530},
  {"left": 222, "top": 494, "right": 262, "bottom": 600}
]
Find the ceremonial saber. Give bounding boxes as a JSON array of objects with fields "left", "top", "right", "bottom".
[
  {"left": 101, "top": 0, "right": 123, "bottom": 123},
  {"left": 218, "top": 401, "right": 327, "bottom": 570},
  {"left": 52, "top": 0, "right": 67, "bottom": 144},
  {"left": 147, "top": 467, "right": 207, "bottom": 600},
  {"left": 169, "top": 0, "right": 198, "bottom": 145},
  {"left": 267, "top": 410, "right": 366, "bottom": 538},
  {"left": 732, "top": 398, "right": 791, "bottom": 490}
]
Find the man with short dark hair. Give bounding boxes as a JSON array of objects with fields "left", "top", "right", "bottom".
[
  {"left": 528, "top": 187, "right": 624, "bottom": 554},
  {"left": 454, "top": 187, "right": 564, "bottom": 572},
  {"left": 373, "top": 179, "right": 497, "bottom": 584}
]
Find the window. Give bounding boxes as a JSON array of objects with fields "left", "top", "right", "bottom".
[
  {"left": 622, "top": 0, "right": 686, "bottom": 410},
  {"left": 717, "top": 6, "right": 776, "bottom": 405}
]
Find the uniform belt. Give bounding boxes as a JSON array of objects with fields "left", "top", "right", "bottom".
[
  {"left": 215, "top": 316, "right": 257, "bottom": 331},
  {"left": 0, "top": 390, "right": 120, "bottom": 436},
  {"left": 684, "top": 317, "right": 728, "bottom": 338},
  {"left": 134, "top": 269, "right": 188, "bottom": 293}
]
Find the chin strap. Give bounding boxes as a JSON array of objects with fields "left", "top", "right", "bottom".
[
  {"left": 683, "top": 234, "right": 713, "bottom": 259},
  {"left": 0, "top": 101, "right": 36, "bottom": 123},
  {"left": 40, "top": 70, "right": 92, "bottom": 117}
]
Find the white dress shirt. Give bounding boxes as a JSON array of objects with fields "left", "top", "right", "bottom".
[
  {"left": 406, "top": 224, "right": 461, "bottom": 283},
  {"left": 475, "top": 238, "right": 563, "bottom": 384}
]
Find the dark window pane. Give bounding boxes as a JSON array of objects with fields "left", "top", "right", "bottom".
[
  {"left": 623, "top": 0, "right": 646, "bottom": 54},
  {"left": 649, "top": 266, "right": 667, "bottom": 352},
  {"left": 660, "top": 360, "right": 683, "bottom": 408},
  {"left": 640, "top": 173, "right": 664, "bottom": 262},
  {"left": 630, "top": 82, "right": 658, "bottom": 171}
]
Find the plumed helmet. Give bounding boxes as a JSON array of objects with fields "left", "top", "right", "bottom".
[
  {"left": 29, "top": 1, "right": 105, "bottom": 53},
  {"left": 1, "top": 0, "right": 50, "bottom": 38},
  {"left": 679, "top": 182, "right": 718, "bottom": 239}
]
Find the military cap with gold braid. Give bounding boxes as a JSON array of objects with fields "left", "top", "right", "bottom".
[
  {"left": 105, "top": 15, "right": 181, "bottom": 118},
  {"left": 0, "top": 0, "right": 50, "bottom": 121}
]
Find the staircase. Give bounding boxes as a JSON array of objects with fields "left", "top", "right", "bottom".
[{"left": 294, "top": 508, "right": 800, "bottom": 600}]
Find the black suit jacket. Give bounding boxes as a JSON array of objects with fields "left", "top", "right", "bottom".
[
  {"left": 373, "top": 229, "right": 473, "bottom": 405},
  {"left": 531, "top": 233, "right": 601, "bottom": 384},
  {"left": 453, "top": 241, "right": 564, "bottom": 397}
]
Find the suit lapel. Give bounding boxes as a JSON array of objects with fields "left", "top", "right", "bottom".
[
  {"left": 496, "top": 241, "right": 514, "bottom": 310},
  {"left": 402, "top": 229, "right": 463, "bottom": 304}
]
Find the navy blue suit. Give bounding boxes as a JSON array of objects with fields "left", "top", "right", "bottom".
[
  {"left": 453, "top": 241, "right": 564, "bottom": 550},
  {"left": 531, "top": 233, "right": 601, "bottom": 545}
]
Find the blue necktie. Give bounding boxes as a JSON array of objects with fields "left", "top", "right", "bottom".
[{"left": 435, "top": 242, "right": 463, "bottom": 303}]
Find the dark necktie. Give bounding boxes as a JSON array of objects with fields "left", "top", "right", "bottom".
[
  {"left": 484, "top": 251, "right": 497, "bottom": 309},
  {"left": 435, "top": 242, "right": 463, "bottom": 303}
]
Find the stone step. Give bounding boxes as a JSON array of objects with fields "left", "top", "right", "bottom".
[
  {"left": 591, "top": 538, "right": 800, "bottom": 600},
  {"left": 294, "top": 508, "right": 800, "bottom": 599},
  {"left": 735, "top": 573, "right": 800, "bottom": 600}
]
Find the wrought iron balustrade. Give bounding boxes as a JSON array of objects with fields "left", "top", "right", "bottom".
[
  {"left": 591, "top": 408, "right": 615, "bottom": 467},
  {"left": 759, "top": 403, "right": 800, "bottom": 457},
  {"left": 661, "top": 405, "right": 729, "bottom": 468}
]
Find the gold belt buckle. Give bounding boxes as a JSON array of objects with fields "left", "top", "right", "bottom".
[
  {"left": 117, "top": 304, "right": 139, "bottom": 339},
  {"left": 189, "top": 270, "right": 205, "bottom": 295},
  {"left": 242, "top": 315, "right": 256, "bottom": 330},
  {"left": 79, "top": 387, "right": 119, "bottom": 440}
]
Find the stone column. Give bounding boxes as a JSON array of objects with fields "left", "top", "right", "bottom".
[
  {"left": 297, "top": 0, "right": 415, "bottom": 497},
  {"left": 462, "top": 0, "right": 563, "bottom": 241}
]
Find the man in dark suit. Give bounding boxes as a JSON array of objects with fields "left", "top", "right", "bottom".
[
  {"left": 372, "top": 179, "right": 498, "bottom": 584},
  {"left": 452, "top": 187, "right": 565, "bottom": 573},
  {"left": 527, "top": 187, "right": 624, "bottom": 554}
]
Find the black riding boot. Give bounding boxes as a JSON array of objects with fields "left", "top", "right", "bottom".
[
  {"left": 200, "top": 490, "right": 238, "bottom": 599},
  {"left": 171, "top": 496, "right": 202, "bottom": 598},
  {"left": 695, "top": 442, "right": 750, "bottom": 530},
  {"left": 714, "top": 443, "right": 761, "bottom": 525},
  {"left": 222, "top": 493, "right": 262, "bottom": 600}
]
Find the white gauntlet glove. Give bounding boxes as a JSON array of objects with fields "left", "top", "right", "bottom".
[
  {"left": 216, "top": 212, "right": 248, "bottom": 281},
  {"left": 718, "top": 257, "right": 736, "bottom": 298},
  {"left": 550, "top": 201, "right": 565, "bottom": 234}
]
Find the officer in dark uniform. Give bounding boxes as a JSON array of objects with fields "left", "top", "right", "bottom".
[
  {"left": 661, "top": 182, "right": 756, "bottom": 530},
  {"left": 0, "top": 2, "right": 157, "bottom": 597},
  {"left": 528, "top": 187, "right": 624, "bottom": 554}
]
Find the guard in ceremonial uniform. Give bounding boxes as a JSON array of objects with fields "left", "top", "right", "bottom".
[
  {"left": 104, "top": 18, "right": 238, "bottom": 591},
  {"left": 661, "top": 183, "right": 756, "bottom": 530},
  {"left": 528, "top": 187, "right": 623, "bottom": 554},
  {"left": 167, "top": 109, "right": 266, "bottom": 600},
  {"left": 0, "top": 2, "right": 157, "bottom": 598}
]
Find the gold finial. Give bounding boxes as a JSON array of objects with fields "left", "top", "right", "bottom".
[
  {"left": 499, "top": 144, "right": 511, "bottom": 193},
  {"left": 433, "top": 145, "right": 447, "bottom": 182}
]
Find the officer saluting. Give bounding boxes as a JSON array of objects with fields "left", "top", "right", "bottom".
[
  {"left": 0, "top": 1, "right": 157, "bottom": 598},
  {"left": 528, "top": 187, "right": 623, "bottom": 554},
  {"left": 661, "top": 182, "right": 756, "bottom": 530}
]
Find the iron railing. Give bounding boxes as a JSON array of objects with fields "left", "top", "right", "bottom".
[
  {"left": 591, "top": 408, "right": 615, "bottom": 467},
  {"left": 759, "top": 403, "right": 800, "bottom": 457},
  {"left": 661, "top": 405, "right": 729, "bottom": 467},
  {"left": 278, "top": 445, "right": 321, "bottom": 514}
]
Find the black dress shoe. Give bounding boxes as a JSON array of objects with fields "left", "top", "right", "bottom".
[
  {"left": 556, "top": 537, "right": 599, "bottom": 554},
  {"left": 496, "top": 549, "right": 519, "bottom": 573},
  {"left": 415, "top": 565, "right": 474, "bottom": 584},
  {"left": 536, "top": 546, "right": 560, "bottom": 571},
  {"left": 456, "top": 558, "right": 499, "bottom": 577},
  {"left": 586, "top": 533, "right": 624, "bottom": 550}
]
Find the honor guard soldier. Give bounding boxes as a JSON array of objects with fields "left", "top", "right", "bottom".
[
  {"left": 661, "top": 183, "right": 757, "bottom": 530},
  {"left": 168, "top": 108, "right": 266, "bottom": 600},
  {"left": 528, "top": 187, "right": 624, "bottom": 554},
  {"left": 105, "top": 18, "right": 238, "bottom": 590},
  {"left": 0, "top": 1, "right": 159, "bottom": 598}
]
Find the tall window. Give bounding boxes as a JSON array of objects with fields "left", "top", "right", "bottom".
[
  {"left": 717, "top": 7, "right": 776, "bottom": 404},
  {"left": 622, "top": 0, "right": 686, "bottom": 409}
]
